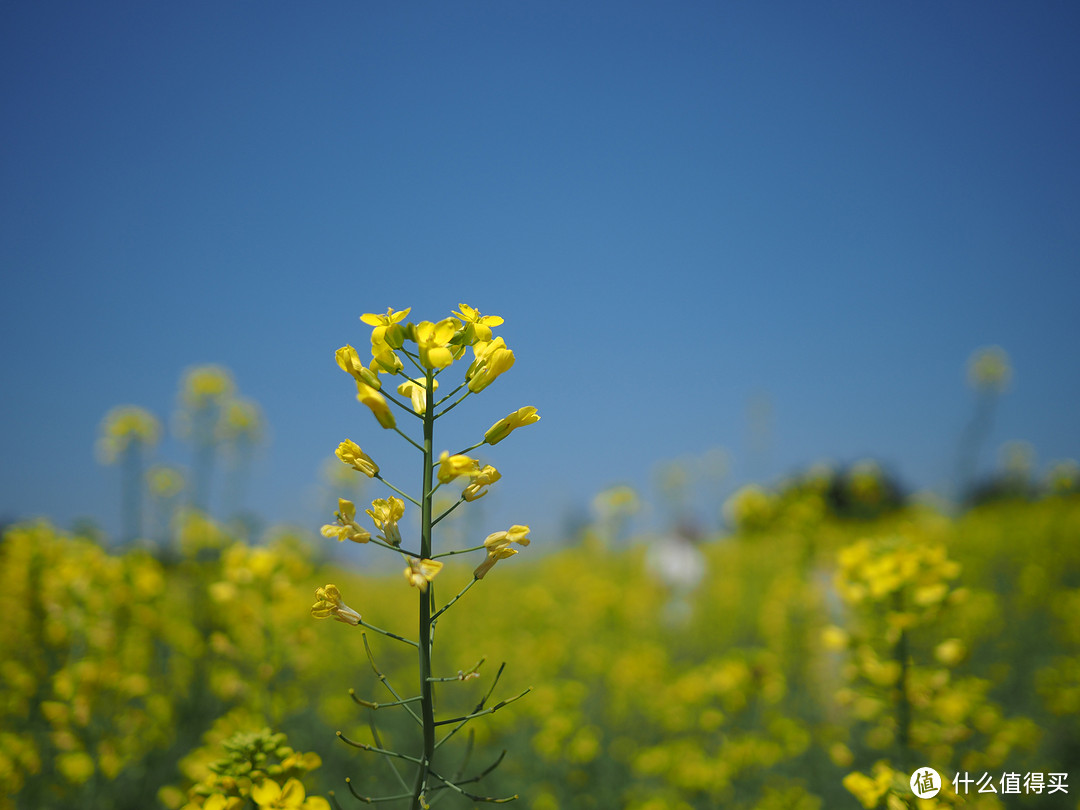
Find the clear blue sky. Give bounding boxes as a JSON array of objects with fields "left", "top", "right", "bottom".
[{"left": 2, "top": 2, "right": 1078, "bottom": 544}]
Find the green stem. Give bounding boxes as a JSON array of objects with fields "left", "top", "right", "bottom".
[
  {"left": 374, "top": 474, "right": 422, "bottom": 508},
  {"left": 382, "top": 387, "right": 425, "bottom": 419},
  {"left": 431, "top": 577, "right": 478, "bottom": 623},
  {"left": 393, "top": 425, "right": 425, "bottom": 452},
  {"left": 455, "top": 440, "right": 486, "bottom": 456},
  {"left": 358, "top": 619, "right": 418, "bottom": 648},
  {"left": 411, "top": 368, "right": 437, "bottom": 810},
  {"left": 434, "top": 379, "right": 469, "bottom": 407},
  {"left": 434, "top": 389, "right": 472, "bottom": 419},
  {"left": 432, "top": 543, "right": 486, "bottom": 559},
  {"left": 431, "top": 497, "right": 465, "bottom": 527}
]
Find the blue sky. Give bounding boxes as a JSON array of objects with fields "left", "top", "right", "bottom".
[{"left": 2, "top": 2, "right": 1078, "bottom": 545}]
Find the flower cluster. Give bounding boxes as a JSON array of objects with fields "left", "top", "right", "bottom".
[{"left": 309, "top": 304, "right": 540, "bottom": 806}]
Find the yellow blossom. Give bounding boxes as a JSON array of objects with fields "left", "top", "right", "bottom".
[
  {"left": 335, "top": 440, "right": 379, "bottom": 477},
  {"left": 397, "top": 377, "right": 438, "bottom": 414},
  {"left": 404, "top": 558, "right": 443, "bottom": 591},
  {"left": 360, "top": 307, "right": 410, "bottom": 349},
  {"left": 437, "top": 451, "right": 480, "bottom": 484},
  {"left": 484, "top": 406, "right": 540, "bottom": 445},
  {"left": 310, "top": 585, "right": 361, "bottom": 625},
  {"left": 453, "top": 303, "right": 504, "bottom": 343},
  {"left": 320, "top": 499, "right": 371, "bottom": 544},
  {"left": 356, "top": 381, "right": 395, "bottom": 429},
  {"left": 366, "top": 497, "right": 405, "bottom": 546},
  {"left": 474, "top": 546, "right": 518, "bottom": 580},
  {"left": 252, "top": 777, "right": 330, "bottom": 810},
  {"left": 463, "top": 465, "right": 501, "bottom": 501},
  {"left": 466, "top": 337, "right": 515, "bottom": 392},
  {"left": 415, "top": 318, "right": 460, "bottom": 370},
  {"left": 335, "top": 345, "right": 382, "bottom": 390},
  {"left": 475, "top": 525, "right": 530, "bottom": 578},
  {"left": 484, "top": 524, "right": 531, "bottom": 550}
]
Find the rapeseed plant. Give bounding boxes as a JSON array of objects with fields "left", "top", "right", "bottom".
[{"left": 311, "top": 305, "right": 539, "bottom": 808}]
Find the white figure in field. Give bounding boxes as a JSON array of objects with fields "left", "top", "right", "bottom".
[{"left": 645, "top": 522, "right": 705, "bottom": 624}]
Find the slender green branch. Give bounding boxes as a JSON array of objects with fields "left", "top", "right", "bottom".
[
  {"left": 454, "top": 440, "right": 486, "bottom": 456},
  {"left": 435, "top": 663, "right": 505, "bottom": 750},
  {"left": 427, "top": 657, "right": 486, "bottom": 682},
  {"left": 336, "top": 731, "right": 422, "bottom": 764},
  {"left": 368, "top": 536, "right": 421, "bottom": 558},
  {"left": 382, "top": 387, "right": 424, "bottom": 419},
  {"left": 363, "top": 634, "right": 422, "bottom": 726},
  {"left": 374, "top": 474, "right": 421, "bottom": 508},
  {"left": 345, "top": 778, "right": 415, "bottom": 804},
  {"left": 350, "top": 690, "right": 422, "bottom": 710},
  {"left": 431, "top": 497, "right": 465, "bottom": 527},
  {"left": 432, "top": 543, "right": 485, "bottom": 559},
  {"left": 433, "top": 688, "right": 531, "bottom": 726},
  {"left": 393, "top": 424, "right": 425, "bottom": 452},
  {"left": 434, "top": 379, "right": 469, "bottom": 407},
  {"left": 358, "top": 619, "right": 417, "bottom": 648},
  {"left": 434, "top": 389, "right": 472, "bottom": 419},
  {"left": 368, "top": 714, "right": 411, "bottom": 792},
  {"left": 431, "top": 577, "right": 479, "bottom": 623},
  {"left": 428, "top": 769, "right": 519, "bottom": 803}
]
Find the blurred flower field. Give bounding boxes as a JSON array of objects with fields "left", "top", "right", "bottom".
[{"left": 3, "top": 478, "right": 1079, "bottom": 809}]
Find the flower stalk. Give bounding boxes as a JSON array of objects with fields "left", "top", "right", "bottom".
[{"left": 311, "top": 305, "right": 541, "bottom": 808}]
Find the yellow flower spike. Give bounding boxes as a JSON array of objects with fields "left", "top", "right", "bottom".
[
  {"left": 466, "top": 337, "right": 515, "bottom": 392},
  {"left": 404, "top": 558, "right": 444, "bottom": 591},
  {"left": 310, "top": 585, "right": 361, "bottom": 625},
  {"left": 320, "top": 499, "right": 371, "bottom": 544},
  {"left": 474, "top": 545, "right": 518, "bottom": 580},
  {"left": 462, "top": 465, "right": 501, "bottom": 502},
  {"left": 397, "top": 377, "right": 439, "bottom": 414},
  {"left": 360, "top": 307, "right": 411, "bottom": 349},
  {"left": 453, "top": 303, "right": 504, "bottom": 343},
  {"left": 484, "top": 524, "right": 531, "bottom": 550},
  {"left": 366, "top": 497, "right": 405, "bottom": 546},
  {"left": 437, "top": 450, "right": 481, "bottom": 484},
  {"left": 484, "top": 406, "right": 540, "bottom": 445},
  {"left": 336, "top": 345, "right": 382, "bottom": 390},
  {"left": 334, "top": 440, "right": 379, "bottom": 477},
  {"left": 356, "top": 380, "right": 396, "bottom": 429},
  {"left": 415, "top": 318, "right": 460, "bottom": 370}
]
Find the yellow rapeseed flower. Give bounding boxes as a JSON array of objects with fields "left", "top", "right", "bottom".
[
  {"left": 466, "top": 337, "right": 515, "bottom": 392},
  {"left": 437, "top": 451, "right": 480, "bottom": 484},
  {"left": 483, "top": 524, "right": 531, "bottom": 550},
  {"left": 310, "top": 585, "right": 361, "bottom": 625},
  {"left": 474, "top": 524, "right": 530, "bottom": 578},
  {"left": 415, "top": 318, "right": 460, "bottom": 370},
  {"left": 453, "top": 303, "right": 504, "bottom": 343},
  {"left": 360, "top": 307, "right": 411, "bottom": 349},
  {"left": 335, "top": 440, "right": 379, "bottom": 477},
  {"left": 462, "top": 465, "right": 501, "bottom": 501},
  {"left": 336, "top": 345, "right": 382, "bottom": 390},
  {"left": 320, "top": 499, "right": 371, "bottom": 544},
  {"left": 252, "top": 777, "right": 330, "bottom": 810},
  {"left": 484, "top": 406, "right": 540, "bottom": 445},
  {"left": 404, "top": 558, "right": 443, "bottom": 591},
  {"left": 356, "top": 380, "right": 395, "bottom": 429},
  {"left": 366, "top": 497, "right": 405, "bottom": 546},
  {"left": 397, "top": 377, "right": 438, "bottom": 414},
  {"left": 474, "top": 546, "right": 518, "bottom": 580}
]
